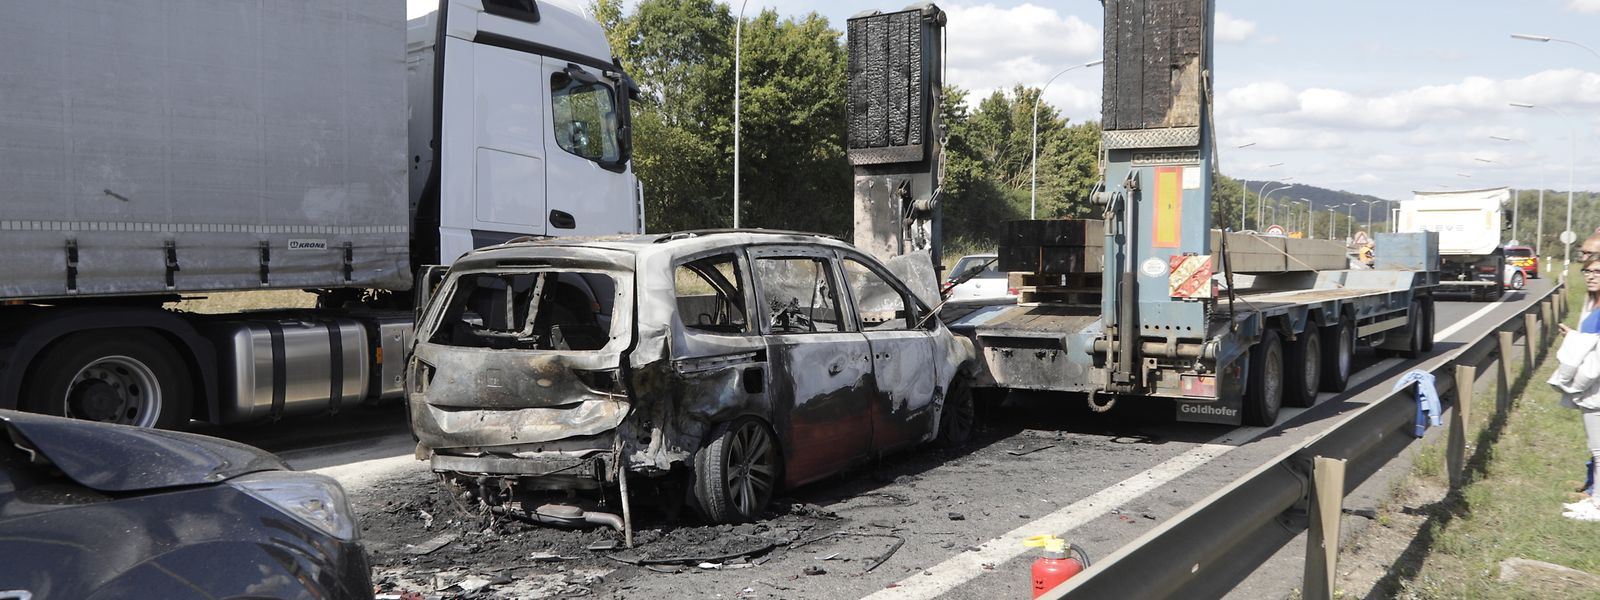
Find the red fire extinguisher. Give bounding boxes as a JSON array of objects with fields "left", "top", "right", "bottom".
[{"left": 1023, "top": 535, "right": 1090, "bottom": 598}]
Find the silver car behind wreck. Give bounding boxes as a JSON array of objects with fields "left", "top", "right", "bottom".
[{"left": 408, "top": 231, "right": 976, "bottom": 526}]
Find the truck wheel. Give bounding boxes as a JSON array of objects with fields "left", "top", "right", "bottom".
[
  {"left": 692, "top": 418, "right": 782, "bottom": 524},
  {"left": 1243, "top": 331, "right": 1284, "bottom": 426},
  {"left": 936, "top": 376, "right": 976, "bottom": 448},
  {"left": 1419, "top": 299, "right": 1435, "bottom": 352},
  {"left": 25, "top": 330, "right": 193, "bottom": 429},
  {"left": 1319, "top": 317, "right": 1354, "bottom": 393},
  {"left": 1284, "top": 327, "right": 1321, "bottom": 408}
]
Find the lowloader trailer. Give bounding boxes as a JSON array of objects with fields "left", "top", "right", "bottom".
[{"left": 945, "top": 0, "right": 1439, "bottom": 427}]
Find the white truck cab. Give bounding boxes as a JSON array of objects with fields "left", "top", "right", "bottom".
[{"left": 408, "top": 0, "right": 640, "bottom": 264}]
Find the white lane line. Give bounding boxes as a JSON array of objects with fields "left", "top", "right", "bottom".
[
  {"left": 863, "top": 430, "right": 1263, "bottom": 599},
  {"left": 870, "top": 297, "right": 1509, "bottom": 599},
  {"left": 1434, "top": 300, "right": 1507, "bottom": 341}
]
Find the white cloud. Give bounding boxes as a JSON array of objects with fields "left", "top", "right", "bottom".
[
  {"left": 1218, "top": 69, "right": 1600, "bottom": 131},
  {"left": 1233, "top": 126, "right": 1345, "bottom": 150},
  {"left": 1567, "top": 0, "right": 1600, "bottom": 13},
  {"left": 943, "top": 3, "right": 1102, "bottom": 115},
  {"left": 1215, "top": 12, "right": 1255, "bottom": 43},
  {"left": 1221, "top": 81, "right": 1298, "bottom": 114}
]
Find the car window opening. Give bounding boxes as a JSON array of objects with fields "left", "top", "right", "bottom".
[
  {"left": 675, "top": 254, "right": 750, "bottom": 334},
  {"left": 430, "top": 271, "right": 614, "bottom": 350},
  {"left": 755, "top": 257, "right": 843, "bottom": 333}
]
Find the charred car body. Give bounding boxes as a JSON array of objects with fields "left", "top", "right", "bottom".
[{"left": 408, "top": 231, "right": 976, "bottom": 526}]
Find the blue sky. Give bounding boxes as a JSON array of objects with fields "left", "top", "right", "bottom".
[{"left": 412, "top": 0, "right": 1600, "bottom": 203}]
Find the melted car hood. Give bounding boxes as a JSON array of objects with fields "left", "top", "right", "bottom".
[{"left": 0, "top": 410, "right": 286, "bottom": 492}]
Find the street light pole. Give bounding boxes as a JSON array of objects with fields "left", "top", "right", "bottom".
[
  {"left": 1256, "top": 173, "right": 1290, "bottom": 228},
  {"left": 1234, "top": 142, "right": 1256, "bottom": 229},
  {"left": 1360, "top": 199, "right": 1377, "bottom": 236},
  {"left": 733, "top": 0, "right": 751, "bottom": 229},
  {"left": 1511, "top": 101, "right": 1576, "bottom": 268},
  {"left": 1327, "top": 207, "right": 1337, "bottom": 240},
  {"left": 1344, "top": 203, "right": 1355, "bottom": 242},
  {"left": 1031, "top": 59, "right": 1104, "bottom": 219}
]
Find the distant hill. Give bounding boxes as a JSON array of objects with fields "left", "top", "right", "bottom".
[{"left": 1238, "top": 180, "right": 1396, "bottom": 225}]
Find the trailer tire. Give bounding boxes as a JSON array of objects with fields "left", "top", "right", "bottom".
[
  {"left": 1403, "top": 299, "right": 1427, "bottom": 358},
  {"left": 692, "top": 418, "right": 782, "bottom": 524},
  {"left": 24, "top": 330, "right": 193, "bottom": 429},
  {"left": 1319, "top": 317, "right": 1354, "bottom": 393},
  {"left": 1419, "top": 298, "right": 1435, "bottom": 352},
  {"left": 1243, "top": 331, "right": 1284, "bottom": 427},
  {"left": 1284, "top": 326, "right": 1322, "bottom": 408}
]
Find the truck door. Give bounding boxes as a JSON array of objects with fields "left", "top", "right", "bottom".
[
  {"left": 542, "top": 59, "right": 635, "bottom": 235},
  {"left": 749, "top": 249, "right": 873, "bottom": 485},
  {"left": 436, "top": 36, "right": 549, "bottom": 260},
  {"left": 840, "top": 256, "right": 936, "bottom": 453}
]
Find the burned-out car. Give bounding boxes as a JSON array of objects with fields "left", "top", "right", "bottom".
[{"left": 408, "top": 231, "right": 976, "bottom": 525}]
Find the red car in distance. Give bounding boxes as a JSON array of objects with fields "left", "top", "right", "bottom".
[{"left": 1504, "top": 245, "right": 1538, "bottom": 279}]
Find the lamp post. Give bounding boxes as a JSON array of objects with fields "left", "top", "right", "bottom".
[
  {"left": 732, "top": 0, "right": 752, "bottom": 228},
  {"left": 1511, "top": 101, "right": 1577, "bottom": 269},
  {"left": 1360, "top": 199, "right": 1378, "bottom": 236},
  {"left": 1491, "top": 135, "right": 1544, "bottom": 251},
  {"left": 1261, "top": 183, "right": 1296, "bottom": 226},
  {"left": 1256, "top": 173, "right": 1290, "bottom": 228},
  {"left": 1234, "top": 142, "right": 1257, "bottom": 229},
  {"left": 1344, "top": 203, "right": 1356, "bottom": 242},
  {"left": 1250, "top": 163, "right": 1284, "bottom": 228},
  {"left": 1327, "top": 207, "right": 1337, "bottom": 240},
  {"left": 1031, "top": 59, "right": 1104, "bottom": 219}
]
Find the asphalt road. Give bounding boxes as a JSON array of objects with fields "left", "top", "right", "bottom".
[{"left": 208, "top": 277, "right": 1558, "bottom": 599}]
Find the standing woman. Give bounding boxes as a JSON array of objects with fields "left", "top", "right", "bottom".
[{"left": 1551, "top": 257, "right": 1600, "bottom": 520}]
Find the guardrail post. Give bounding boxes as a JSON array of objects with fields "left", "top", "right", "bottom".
[
  {"left": 1303, "top": 456, "right": 1348, "bottom": 600},
  {"left": 1543, "top": 300, "right": 1556, "bottom": 340},
  {"left": 1497, "top": 331, "right": 1514, "bottom": 414},
  {"left": 1449, "top": 364, "right": 1475, "bottom": 489},
  {"left": 1525, "top": 313, "right": 1541, "bottom": 361}
]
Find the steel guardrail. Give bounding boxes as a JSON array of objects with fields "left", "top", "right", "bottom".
[{"left": 1045, "top": 281, "right": 1568, "bottom": 600}]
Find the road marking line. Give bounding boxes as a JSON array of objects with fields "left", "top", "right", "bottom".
[
  {"left": 871, "top": 296, "right": 1510, "bottom": 598},
  {"left": 863, "top": 433, "right": 1255, "bottom": 599},
  {"left": 1434, "top": 300, "right": 1506, "bottom": 341}
]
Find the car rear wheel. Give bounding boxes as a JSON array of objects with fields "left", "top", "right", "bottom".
[
  {"left": 936, "top": 376, "right": 976, "bottom": 448},
  {"left": 692, "top": 418, "right": 781, "bottom": 524},
  {"left": 25, "top": 330, "right": 193, "bottom": 429},
  {"left": 1508, "top": 269, "right": 1526, "bottom": 290}
]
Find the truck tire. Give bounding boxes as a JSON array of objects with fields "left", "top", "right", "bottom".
[
  {"left": 692, "top": 418, "right": 782, "bottom": 524},
  {"left": 1243, "top": 331, "right": 1284, "bottom": 427},
  {"left": 1419, "top": 298, "right": 1435, "bottom": 352},
  {"left": 1284, "top": 326, "right": 1322, "bottom": 408},
  {"left": 1319, "top": 316, "right": 1354, "bottom": 393},
  {"left": 24, "top": 330, "right": 194, "bottom": 429},
  {"left": 1398, "top": 300, "right": 1426, "bottom": 359}
]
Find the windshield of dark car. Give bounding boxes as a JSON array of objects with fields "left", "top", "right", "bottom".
[{"left": 951, "top": 257, "right": 1004, "bottom": 280}]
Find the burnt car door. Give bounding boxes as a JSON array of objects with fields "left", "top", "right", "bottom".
[
  {"left": 748, "top": 247, "right": 874, "bottom": 486},
  {"left": 840, "top": 254, "right": 937, "bottom": 453}
]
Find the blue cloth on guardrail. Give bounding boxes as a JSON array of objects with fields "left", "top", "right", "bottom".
[{"left": 1393, "top": 370, "right": 1442, "bottom": 438}]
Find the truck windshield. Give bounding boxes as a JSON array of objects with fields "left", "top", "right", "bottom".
[
  {"left": 552, "top": 74, "right": 621, "bottom": 164},
  {"left": 428, "top": 271, "right": 616, "bottom": 351}
]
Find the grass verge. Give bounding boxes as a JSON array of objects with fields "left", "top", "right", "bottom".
[{"left": 1380, "top": 270, "right": 1600, "bottom": 598}]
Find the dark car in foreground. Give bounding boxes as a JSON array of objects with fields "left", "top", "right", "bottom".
[
  {"left": 407, "top": 231, "right": 978, "bottom": 526},
  {"left": 0, "top": 409, "right": 370, "bottom": 600}
]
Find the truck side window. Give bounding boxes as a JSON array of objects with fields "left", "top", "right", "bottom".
[
  {"left": 754, "top": 258, "right": 843, "bottom": 334},
  {"left": 551, "top": 70, "right": 620, "bottom": 163},
  {"left": 842, "top": 258, "right": 912, "bottom": 331},
  {"left": 675, "top": 254, "right": 749, "bottom": 334}
]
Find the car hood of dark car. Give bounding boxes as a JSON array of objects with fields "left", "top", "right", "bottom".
[{"left": 0, "top": 410, "right": 286, "bottom": 492}]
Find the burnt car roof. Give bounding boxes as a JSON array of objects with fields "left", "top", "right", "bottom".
[
  {"left": 0, "top": 409, "right": 286, "bottom": 492},
  {"left": 454, "top": 230, "right": 859, "bottom": 265}
]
